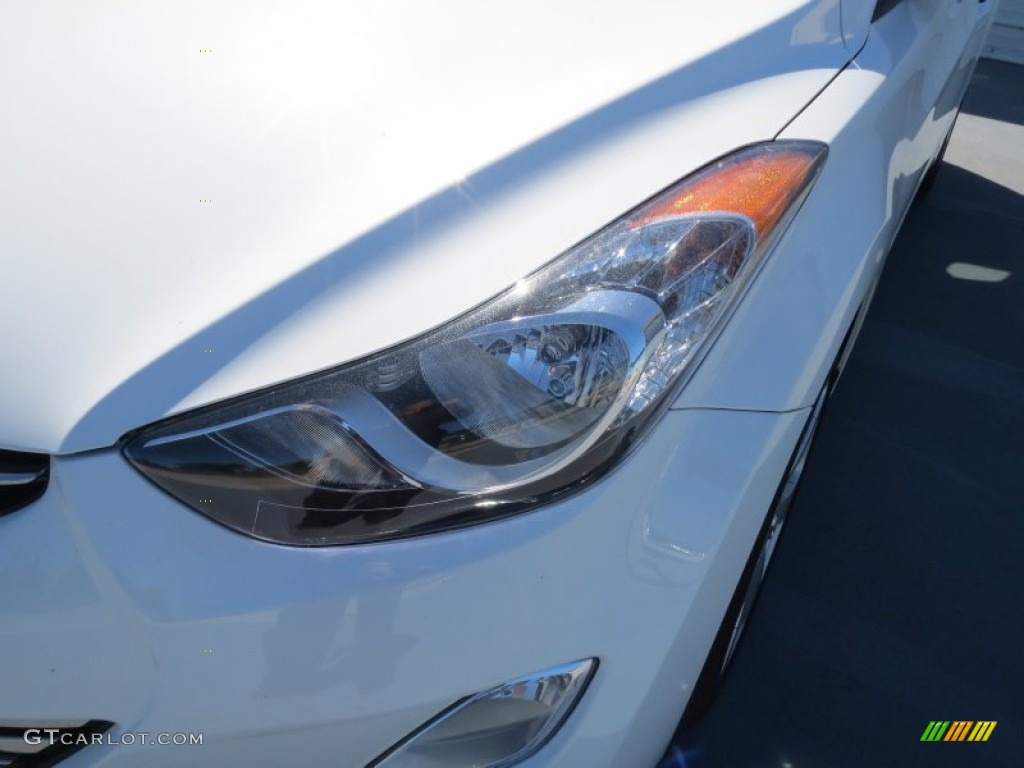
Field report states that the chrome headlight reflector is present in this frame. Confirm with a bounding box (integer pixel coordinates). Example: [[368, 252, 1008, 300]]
[[123, 141, 826, 545]]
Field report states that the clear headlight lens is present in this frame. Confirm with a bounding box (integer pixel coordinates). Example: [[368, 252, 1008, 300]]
[[123, 141, 826, 545]]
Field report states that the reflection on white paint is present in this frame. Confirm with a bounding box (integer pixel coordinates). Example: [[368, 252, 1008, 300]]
[[946, 262, 1011, 282]]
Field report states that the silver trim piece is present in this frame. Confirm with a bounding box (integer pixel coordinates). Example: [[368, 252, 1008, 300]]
[[0, 468, 47, 487]]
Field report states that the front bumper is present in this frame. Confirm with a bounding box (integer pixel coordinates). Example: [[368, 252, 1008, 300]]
[[0, 407, 806, 768]]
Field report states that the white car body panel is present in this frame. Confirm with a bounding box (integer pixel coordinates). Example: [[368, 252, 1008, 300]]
[[674, 0, 997, 411], [3, 409, 807, 768], [0, 0, 850, 454], [0, 1, 997, 766]]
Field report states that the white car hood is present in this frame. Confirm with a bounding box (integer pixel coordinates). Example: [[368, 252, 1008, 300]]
[[0, 0, 853, 454]]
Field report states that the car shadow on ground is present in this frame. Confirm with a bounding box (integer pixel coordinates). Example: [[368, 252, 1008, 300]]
[[958, 59, 1024, 126], [661, 60, 1024, 768]]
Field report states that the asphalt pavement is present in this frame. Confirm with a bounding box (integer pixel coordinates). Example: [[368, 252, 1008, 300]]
[[663, 58, 1024, 768]]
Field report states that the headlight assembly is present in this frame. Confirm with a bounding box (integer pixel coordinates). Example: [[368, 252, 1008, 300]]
[[123, 141, 827, 545]]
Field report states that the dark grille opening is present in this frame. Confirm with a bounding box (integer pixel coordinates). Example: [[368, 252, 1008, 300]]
[[0, 721, 114, 767], [0, 449, 49, 517]]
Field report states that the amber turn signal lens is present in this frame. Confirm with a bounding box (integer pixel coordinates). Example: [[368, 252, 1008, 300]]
[[631, 144, 823, 236]]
